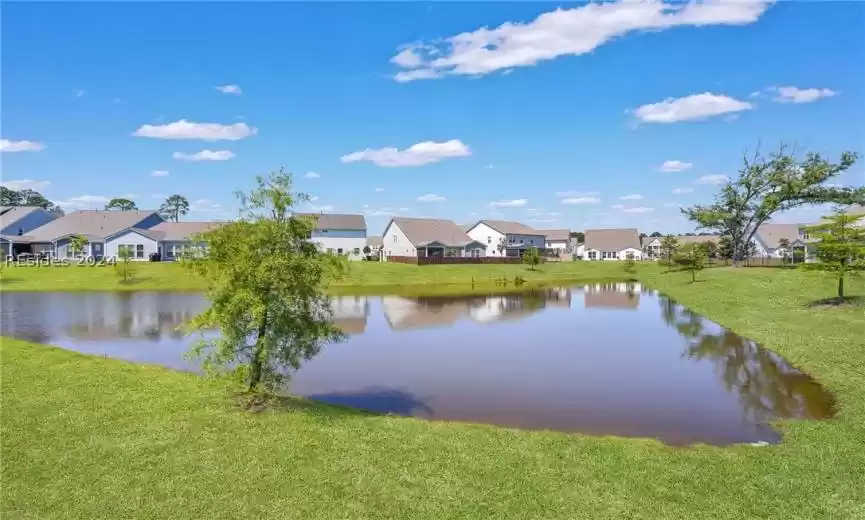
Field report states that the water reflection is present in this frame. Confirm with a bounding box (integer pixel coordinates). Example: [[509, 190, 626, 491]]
[[0, 286, 836, 445]]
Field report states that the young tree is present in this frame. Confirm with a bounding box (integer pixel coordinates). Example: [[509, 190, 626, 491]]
[[115, 247, 136, 283], [496, 237, 507, 256], [660, 234, 679, 265], [522, 246, 541, 271], [105, 198, 138, 211], [682, 144, 862, 265], [159, 194, 190, 222], [183, 169, 348, 392], [777, 238, 791, 264], [672, 243, 709, 283], [701, 240, 718, 260], [801, 210, 865, 300], [69, 234, 89, 260], [623, 251, 636, 275], [717, 236, 734, 264]]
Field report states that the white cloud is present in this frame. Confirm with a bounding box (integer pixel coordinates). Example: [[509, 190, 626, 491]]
[[375, 187, 385, 192], [672, 187, 694, 194], [309, 196, 319, 202], [304, 172, 320, 179], [663, 202, 683, 208], [562, 196, 600, 205], [364, 206, 411, 217], [632, 93, 753, 124], [53, 195, 109, 209], [75, 89, 85, 98], [556, 190, 599, 198], [660, 160, 693, 172], [489, 198, 527, 208], [611, 204, 625, 209], [623, 207, 655, 213], [768, 86, 837, 104], [695, 174, 729, 185], [620, 194, 643, 200], [172, 150, 235, 161], [134, 120, 257, 141], [215, 84, 242, 95], [341, 139, 470, 167], [0, 139, 46, 152], [417, 193, 446, 202], [390, 1, 769, 81], [150, 170, 170, 177], [1, 179, 51, 191]]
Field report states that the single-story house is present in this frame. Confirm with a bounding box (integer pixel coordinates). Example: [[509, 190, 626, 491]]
[[752, 224, 805, 258], [0, 206, 60, 257], [464, 220, 545, 257], [383, 217, 487, 259], [582, 228, 643, 261], [296, 212, 367, 261], [537, 229, 571, 251], [642, 234, 720, 258]]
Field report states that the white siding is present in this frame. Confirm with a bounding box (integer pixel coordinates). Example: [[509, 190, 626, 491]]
[[105, 230, 159, 261], [584, 247, 642, 261], [382, 221, 417, 258], [546, 239, 568, 250], [311, 236, 367, 260], [466, 223, 505, 256]]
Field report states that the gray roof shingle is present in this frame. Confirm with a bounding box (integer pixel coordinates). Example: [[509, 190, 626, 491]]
[[584, 228, 641, 251], [146, 221, 225, 241], [0, 206, 47, 231], [538, 229, 570, 241], [24, 210, 161, 242], [389, 217, 480, 247], [755, 224, 800, 249], [295, 213, 366, 231], [474, 220, 542, 236]]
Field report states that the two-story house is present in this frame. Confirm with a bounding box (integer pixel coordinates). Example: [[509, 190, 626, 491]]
[[464, 220, 546, 257], [297, 213, 367, 260]]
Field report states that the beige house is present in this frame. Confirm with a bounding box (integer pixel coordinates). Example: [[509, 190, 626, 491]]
[[582, 228, 643, 260], [382, 217, 487, 259]]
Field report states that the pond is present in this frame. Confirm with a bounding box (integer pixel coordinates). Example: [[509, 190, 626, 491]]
[[0, 283, 835, 446]]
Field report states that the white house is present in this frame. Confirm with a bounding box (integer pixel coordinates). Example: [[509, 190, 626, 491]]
[[297, 213, 367, 261], [382, 217, 486, 259], [464, 220, 545, 257], [642, 234, 720, 259], [752, 224, 803, 258], [537, 229, 571, 251], [583, 228, 643, 261]]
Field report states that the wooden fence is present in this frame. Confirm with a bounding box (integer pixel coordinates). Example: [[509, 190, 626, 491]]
[[386, 256, 526, 265]]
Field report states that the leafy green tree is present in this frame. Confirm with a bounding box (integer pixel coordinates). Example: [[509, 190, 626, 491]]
[[701, 240, 718, 259], [682, 144, 862, 264], [777, 238, 791, 263], [569, 231, 585, 243], [69, 234, 89, 259], [522, 246, 541, 271], [159, 194, 190, 222], [717, 236, 734, 264], [115, 247, 137, 283], [672, 243, 709, 283], [105, 198, 137, 211], [1, 186, 63, 214], [650, 231, 663, 237], [623, 251, 636, 275], [801, 210, 865, 300], [182, 169, 347, 392], [496, 237, 507, 256], [660, 234, 679, 265]]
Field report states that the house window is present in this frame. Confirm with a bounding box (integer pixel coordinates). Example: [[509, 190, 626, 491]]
[[353, 248, 360, 255], [393, 234, 398, 242], [337, 248, 343, 254], [588, 251, 597, 260], [472, 248, 481, 257], [487, 236, 491, 244], [530, 239, 534, 244]]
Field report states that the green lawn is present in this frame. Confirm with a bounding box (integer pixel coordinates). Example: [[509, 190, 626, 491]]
[[3, 267, 865, 519], [0, 260, 634, 294]]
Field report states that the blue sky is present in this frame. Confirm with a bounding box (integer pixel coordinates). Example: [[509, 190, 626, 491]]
[[3, 1, 864, 234]]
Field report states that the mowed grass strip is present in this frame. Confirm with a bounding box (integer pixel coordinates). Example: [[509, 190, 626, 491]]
[[3, 267, 865, 519]]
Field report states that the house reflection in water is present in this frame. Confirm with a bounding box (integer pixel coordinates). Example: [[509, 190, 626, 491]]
[[582, 282, 642, 310], [382, 288, 573, 331], [329, 296, 370, 335]]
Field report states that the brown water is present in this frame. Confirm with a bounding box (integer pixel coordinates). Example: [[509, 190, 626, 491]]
[[0, 283, 835, 445]]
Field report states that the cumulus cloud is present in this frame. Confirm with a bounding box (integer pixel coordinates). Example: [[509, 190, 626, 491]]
[[150, 170, 170, 177], [215, 84, 242, 95], [663, 202, 683, 208], [0, 138, 46, 152], [390, 1, 769, 81], [134, 120, 257, 141], [304, 172, 320, 179], [696, 174, 730, 185], [562, 196, 601, 205], [172, 150, 235, 161], [341, 139, 470, 167], [623, 207, 655, 213], [620, 194, 643, 200], [672, 187, 694, 194], [767, 86, 837, 104], [660, 160, 693, 172], [417, 193, 446, 202], [1, 179, 51, 191], [489, 198, 527, 208], [632, 93, 753, 124]]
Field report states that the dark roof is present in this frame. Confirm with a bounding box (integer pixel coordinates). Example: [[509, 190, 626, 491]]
[[25, 210, 161, 242], [389, 217, 480, 247], [584, 228, 641, 251], [295, 213, 366, 231]]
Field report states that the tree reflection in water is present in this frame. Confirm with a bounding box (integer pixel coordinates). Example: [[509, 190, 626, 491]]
[[659, 296, 836, 422]]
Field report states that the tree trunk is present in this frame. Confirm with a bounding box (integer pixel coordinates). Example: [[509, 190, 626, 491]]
[[838, 275, 845, 300], [691, 270, 696, 283], [248, 308, 269, 392]]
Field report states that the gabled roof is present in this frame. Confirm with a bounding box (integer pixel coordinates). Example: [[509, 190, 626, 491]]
[[538, 229, 570, 241], [472, 219, 542, 236], [584, 228, 641, 251], [676, 234, 721, 245], [295, 213, 366, 231], [366, 236, 383, 248], [24, 210, 161, 242], [0, 206, 50, 231], [388, 217, 480, 248], [147, 221, 225, 241], [754, 224, 800, 250]]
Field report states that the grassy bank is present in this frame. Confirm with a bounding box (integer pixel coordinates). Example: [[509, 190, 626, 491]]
[[0, 260, 635, 294], [3, 268, 865, 519]]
